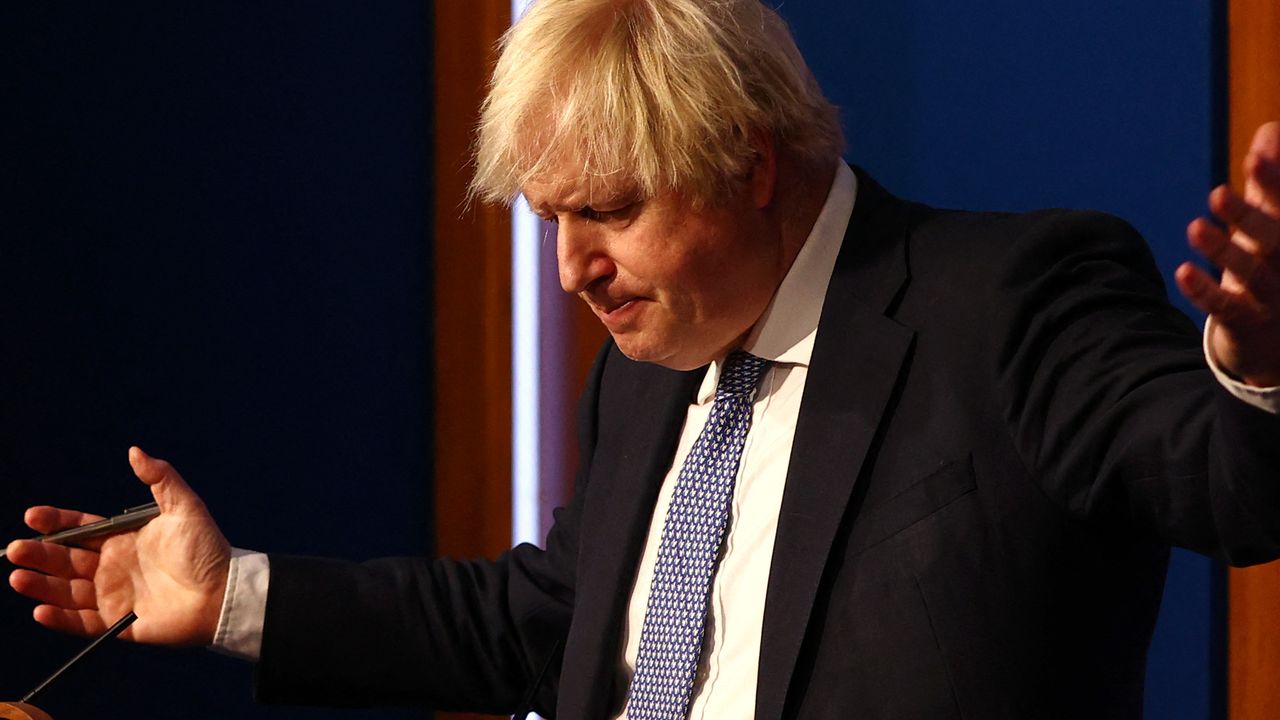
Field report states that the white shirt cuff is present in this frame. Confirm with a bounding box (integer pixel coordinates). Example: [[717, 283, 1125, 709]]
[[210, 548, 270, 661], [1204, 316, 1280, 414]]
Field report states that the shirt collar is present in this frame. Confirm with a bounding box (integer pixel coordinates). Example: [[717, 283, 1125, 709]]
[[696, 161, 858, 404]]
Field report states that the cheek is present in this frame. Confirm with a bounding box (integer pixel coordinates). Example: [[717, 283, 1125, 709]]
[[656, 257, 761, 334], [629, 214, 773, 323], [690, 237, 775, 301]]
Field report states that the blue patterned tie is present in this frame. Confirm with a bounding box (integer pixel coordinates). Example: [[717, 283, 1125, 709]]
[[626, 351, 769, 720]]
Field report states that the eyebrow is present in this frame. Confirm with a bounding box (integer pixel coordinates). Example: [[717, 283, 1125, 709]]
[[523, 177, 642, 214], [528, 193, 637, 217]]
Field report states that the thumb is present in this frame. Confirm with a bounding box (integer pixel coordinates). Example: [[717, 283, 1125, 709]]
[[128, 446, 204, 515]]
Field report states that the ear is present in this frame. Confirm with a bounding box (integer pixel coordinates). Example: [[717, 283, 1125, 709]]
[[747, 129, 778, 210]]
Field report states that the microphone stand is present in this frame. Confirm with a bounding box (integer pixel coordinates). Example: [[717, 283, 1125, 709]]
[[2, 612, 138, 720]]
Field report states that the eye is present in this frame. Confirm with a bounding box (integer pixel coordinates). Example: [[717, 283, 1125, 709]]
[[577, 202, 638, 223]]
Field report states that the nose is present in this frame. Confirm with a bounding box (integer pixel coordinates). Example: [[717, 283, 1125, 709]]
[[556, 218, 615, 295]]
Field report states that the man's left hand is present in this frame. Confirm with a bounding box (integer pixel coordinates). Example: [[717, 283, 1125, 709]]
[[1177, 121, 1280, 387]]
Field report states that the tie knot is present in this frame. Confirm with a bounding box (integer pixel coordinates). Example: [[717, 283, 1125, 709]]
[[715, 351, 768, 399]]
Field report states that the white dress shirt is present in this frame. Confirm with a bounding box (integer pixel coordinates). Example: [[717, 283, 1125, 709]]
[[212, 163, 1280, 716], [609, 161, 857, 719]]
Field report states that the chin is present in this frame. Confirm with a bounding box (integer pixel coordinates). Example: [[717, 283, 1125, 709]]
[[613, 339, 675, 368], [611, 332, 713, 371]]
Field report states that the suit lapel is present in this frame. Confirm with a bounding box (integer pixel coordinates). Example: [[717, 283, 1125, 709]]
[[558, 353, 703, 720], [755, 170, 916, 720]]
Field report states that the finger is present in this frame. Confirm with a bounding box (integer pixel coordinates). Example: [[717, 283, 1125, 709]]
[[1244, 122, 1280, 215], [1188, 217, 1263, 281], [1209, 185, 1280, 257], [1246, 152, 1280, 210], [5, 539, 100, 579], [9, 569, 98, 610], [24, 506, 108, 535], [1175, 262, 1263, 324], [32, 605, 111, 638], [128, 446, 205, 515]]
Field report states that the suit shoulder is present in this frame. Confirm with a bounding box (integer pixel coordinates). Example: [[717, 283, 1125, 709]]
[[903, 205, 1162, 295], [908, 205, 1145, 254]]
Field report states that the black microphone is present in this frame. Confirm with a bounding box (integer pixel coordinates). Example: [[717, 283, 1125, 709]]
[[22, 612, 138, 704]]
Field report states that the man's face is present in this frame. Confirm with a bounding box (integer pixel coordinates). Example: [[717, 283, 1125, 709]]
[[522, 167, 786, 371]]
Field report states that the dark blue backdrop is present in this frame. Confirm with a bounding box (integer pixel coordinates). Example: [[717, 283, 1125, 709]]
[[777, 1, 1226, 717], [1, 3, 433, 718], [1, 1, 1231, 718]]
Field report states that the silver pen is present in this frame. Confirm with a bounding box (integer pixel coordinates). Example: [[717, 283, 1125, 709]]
[[0, 502, 160, 560]]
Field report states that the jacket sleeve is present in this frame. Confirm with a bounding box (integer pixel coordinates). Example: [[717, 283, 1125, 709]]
[[986, 209, 1280, 565], [252, 342, 612, 710]]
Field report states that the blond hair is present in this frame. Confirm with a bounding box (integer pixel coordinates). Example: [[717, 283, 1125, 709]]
[[470, 0, 844, 206]]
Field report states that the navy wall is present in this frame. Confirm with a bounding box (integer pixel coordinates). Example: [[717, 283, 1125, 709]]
[[1, 3, 433, 718], [777, 1, 1224, 717]]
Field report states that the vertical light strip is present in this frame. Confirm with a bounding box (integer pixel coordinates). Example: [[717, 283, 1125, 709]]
[[511, 0, 541, 547], [512, 195, 541, 546], [510, 13, 556, 716]]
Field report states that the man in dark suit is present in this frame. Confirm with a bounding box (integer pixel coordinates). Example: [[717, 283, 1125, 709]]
[[8, 0, 1280, 717]]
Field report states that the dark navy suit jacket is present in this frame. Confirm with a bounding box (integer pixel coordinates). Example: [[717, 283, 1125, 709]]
[[253, 170, 1280, 719]]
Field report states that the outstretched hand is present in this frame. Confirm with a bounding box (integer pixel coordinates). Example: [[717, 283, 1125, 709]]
[[1177, 121, 1280, 387], [6, 447, 231, 646]]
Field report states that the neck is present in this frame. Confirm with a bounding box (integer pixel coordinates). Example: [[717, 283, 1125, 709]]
[[773, 155, 837, 279]]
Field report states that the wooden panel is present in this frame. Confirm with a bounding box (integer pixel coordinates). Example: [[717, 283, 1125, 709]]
[[569, 298, 610, 394], [1232, 565, 1280, 719], [1227, 0, 1280, 192], [541, 289, 609, 521], [433, 0, 512, 562], [432, 4, 607, 715], [1228, 0, 1280, 717], [432, 3, 515, 719]]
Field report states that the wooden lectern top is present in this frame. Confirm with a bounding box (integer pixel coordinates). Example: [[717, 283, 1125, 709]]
[[0, 703, 53, 720]]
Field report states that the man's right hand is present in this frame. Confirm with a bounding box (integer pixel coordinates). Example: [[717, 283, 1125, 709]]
[[6, 447, 232, 646]]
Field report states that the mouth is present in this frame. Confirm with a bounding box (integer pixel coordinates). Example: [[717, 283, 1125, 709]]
[[599, 298, 636, 315], [589, 296, 645, 329]]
